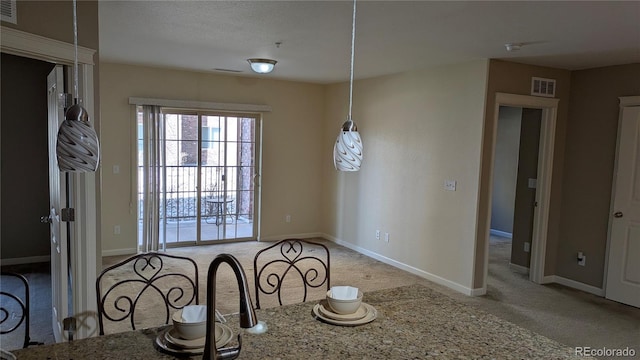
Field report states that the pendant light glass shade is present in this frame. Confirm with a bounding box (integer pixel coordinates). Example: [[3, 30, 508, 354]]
[[333, 116, 362, 171], [56, 0, 100, 172], [56, 104, 100, 172], [333, 0, 362, 171]]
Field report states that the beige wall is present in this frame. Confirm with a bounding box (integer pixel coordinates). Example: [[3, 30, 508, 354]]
[[322, 60, 490, 292], [491, 106, 522, 234], [99, 63, 325, 254], [558, 63, 640, 288], [475, 59, 572, 287]]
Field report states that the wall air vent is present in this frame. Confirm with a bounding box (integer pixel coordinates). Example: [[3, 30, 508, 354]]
[[1, 0, 16, 24], [531, 77, 556, 98]]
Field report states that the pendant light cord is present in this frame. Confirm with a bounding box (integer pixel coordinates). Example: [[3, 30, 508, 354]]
[[348, 0, 356, 119], [73, 0, 79, 103]]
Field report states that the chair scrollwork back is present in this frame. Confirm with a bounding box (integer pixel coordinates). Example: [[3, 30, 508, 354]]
[[96, 252, 199, 335], [253, 239, 330, 309], [0, 271, 31, 348]]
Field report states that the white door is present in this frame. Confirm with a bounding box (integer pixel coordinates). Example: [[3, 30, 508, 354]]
[[47, 65, 70, 341], [606, 103, 640, 308]]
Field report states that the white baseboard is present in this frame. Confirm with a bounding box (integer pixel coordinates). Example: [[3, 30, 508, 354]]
[[102, 248, 137, 257], [542, 275, 605, 296], [490, 229, 513, 239], [469, 287, 487, 296], [258, 232, 323, 242], [0, 255, 50, 266], [321, 233, 481, 296], [509, 262, 530, 274]]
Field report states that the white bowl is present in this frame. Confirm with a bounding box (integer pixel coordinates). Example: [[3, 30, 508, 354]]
[[171, 309, 206, 340], [326, 289, 363, 315]]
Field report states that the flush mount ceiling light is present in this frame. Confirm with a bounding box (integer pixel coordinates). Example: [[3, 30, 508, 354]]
[[247, 58, 277, 74], [333, 0, 363, 172], [56, 0, 100, 172]]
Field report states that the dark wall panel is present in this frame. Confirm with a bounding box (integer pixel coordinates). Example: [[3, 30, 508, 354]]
[[1, 53, 55, 260]]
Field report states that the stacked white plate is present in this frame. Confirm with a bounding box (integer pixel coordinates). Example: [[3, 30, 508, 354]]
[[312, 300, 377, 326], [154, 322, 233, 356]]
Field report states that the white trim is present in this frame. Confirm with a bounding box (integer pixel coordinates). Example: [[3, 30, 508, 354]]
[[469, 287, 487, 296], [258, 232, 323, 242], [543, 275, 605, 297], [618, 96, 640, 107], [0, 26, 94, 65], [0, 255, 51, 266], [71, 172, 98, 339], [490, 229, 512, 239], [509, 263, 530, 274], [102, 248, 138, 257], [128, 97, 272, 113], [486, 93, 559, 287], [323, 234, 482, 296]]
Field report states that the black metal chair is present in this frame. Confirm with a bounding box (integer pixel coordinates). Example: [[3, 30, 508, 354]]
[[0, 271, 41, 348], [253, 239, 330, 309], [96, 252, 199, 335]]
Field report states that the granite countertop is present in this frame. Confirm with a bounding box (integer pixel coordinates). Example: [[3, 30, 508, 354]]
[[13, 284, 589, 359]]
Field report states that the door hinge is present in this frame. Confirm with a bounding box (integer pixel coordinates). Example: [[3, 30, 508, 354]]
[[58, 93, 73, 109], [61, 208, 75, 222], [63, 317, 76, 341]]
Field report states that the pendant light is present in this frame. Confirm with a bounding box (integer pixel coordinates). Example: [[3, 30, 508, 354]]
[[56, 0, 100, 172], [333, 0, 363, 172]]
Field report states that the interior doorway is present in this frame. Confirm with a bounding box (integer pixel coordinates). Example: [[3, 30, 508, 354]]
[[0, 53, 57, 349], [490, 106, 542, 274], [481, 93, 559, 291], [2, 27, 99, 340]]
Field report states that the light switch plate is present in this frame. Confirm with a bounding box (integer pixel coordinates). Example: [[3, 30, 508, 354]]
[[528, 178, 537, 189], [444, 180, 457, 191]]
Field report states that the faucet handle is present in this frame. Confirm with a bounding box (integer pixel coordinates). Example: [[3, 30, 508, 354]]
[[216, 334, 242, 360]]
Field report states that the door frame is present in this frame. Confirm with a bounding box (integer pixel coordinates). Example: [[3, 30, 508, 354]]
[[1, 26, 98, 339], [484, 93, 559, 286]]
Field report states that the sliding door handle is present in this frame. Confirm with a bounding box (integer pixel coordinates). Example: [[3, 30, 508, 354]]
[[614, 211, 623, 218]]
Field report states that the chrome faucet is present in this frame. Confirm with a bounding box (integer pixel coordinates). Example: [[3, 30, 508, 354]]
[[203, 254, 258, 360]]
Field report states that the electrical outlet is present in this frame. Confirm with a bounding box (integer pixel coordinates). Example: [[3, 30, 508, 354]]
[[375, 230, 380, 240], [384, 233, 390, 243], [577, 252, 586, 266], [114, 225, 121, 235], [444, 180, 457, 191], [285, 215, 291, 223], [524, 242, 530, 253]]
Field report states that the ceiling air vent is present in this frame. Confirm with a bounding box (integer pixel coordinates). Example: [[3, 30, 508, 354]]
[[1, 0, 17, 24], [531, 77, 556, 98]]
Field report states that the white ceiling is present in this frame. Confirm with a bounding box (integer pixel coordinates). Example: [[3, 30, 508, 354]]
[[99, 1, 640, 84]]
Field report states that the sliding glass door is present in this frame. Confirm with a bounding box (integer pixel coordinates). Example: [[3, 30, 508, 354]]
[[137, 108, 260, 247]]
